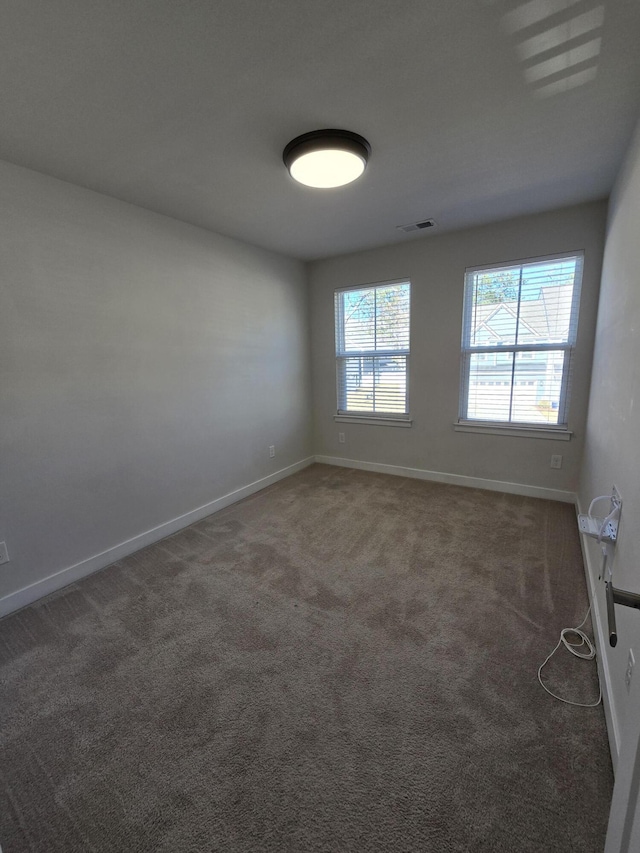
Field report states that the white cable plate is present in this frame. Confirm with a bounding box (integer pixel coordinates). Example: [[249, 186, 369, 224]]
[[578, 514, 618, 541]]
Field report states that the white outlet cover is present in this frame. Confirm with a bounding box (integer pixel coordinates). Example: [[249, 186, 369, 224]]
[[626, 649, 635, 693], [0, 542, 9, 565]]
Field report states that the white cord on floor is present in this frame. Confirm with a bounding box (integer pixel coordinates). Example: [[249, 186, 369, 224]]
[[537, 606, 602, 707]]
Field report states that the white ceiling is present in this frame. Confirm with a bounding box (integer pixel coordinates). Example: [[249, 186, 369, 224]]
[[2, 0, 640, 260]]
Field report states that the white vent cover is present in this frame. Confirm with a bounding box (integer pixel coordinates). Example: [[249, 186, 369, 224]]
[[397, 218, 436, 234]]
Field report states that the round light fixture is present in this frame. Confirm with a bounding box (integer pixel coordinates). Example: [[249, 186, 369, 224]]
[[283, 129, 371, 189]]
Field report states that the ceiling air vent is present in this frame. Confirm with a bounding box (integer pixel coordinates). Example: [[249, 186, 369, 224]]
[[397, 218, 437, 234]]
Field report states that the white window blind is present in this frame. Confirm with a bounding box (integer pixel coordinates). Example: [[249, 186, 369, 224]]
[[459, 253, 583, 428], [335, 280, 410, 418]]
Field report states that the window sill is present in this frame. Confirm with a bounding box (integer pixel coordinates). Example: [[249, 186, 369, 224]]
[[453, 421, 572, 441], [335, 415, 413, 428]]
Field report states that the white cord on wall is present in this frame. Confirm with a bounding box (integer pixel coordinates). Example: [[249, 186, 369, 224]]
[[588, 495, 611, 516], [587, 494, 621, 542], [537, 606, 602, 707]]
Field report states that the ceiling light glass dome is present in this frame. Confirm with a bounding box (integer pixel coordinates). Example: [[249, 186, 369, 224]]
[[283, 129, 371, 189]]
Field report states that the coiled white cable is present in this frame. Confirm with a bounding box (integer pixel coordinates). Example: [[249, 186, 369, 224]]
[[588, 495, 610, 516], [537, 606, 602, 707], [588, 494, 619, 542]]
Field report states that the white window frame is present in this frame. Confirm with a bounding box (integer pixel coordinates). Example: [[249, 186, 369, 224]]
[[334, 279, 411, 424], [457, 251, 584, 436]]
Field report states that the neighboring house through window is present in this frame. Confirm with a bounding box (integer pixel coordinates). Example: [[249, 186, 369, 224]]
[[459, 253, 583, 429], [335, 280, 410, 420]]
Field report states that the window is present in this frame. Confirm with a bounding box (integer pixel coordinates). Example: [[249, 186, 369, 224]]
[[335, 280, 410, 419], [459, 252, 583, 429]]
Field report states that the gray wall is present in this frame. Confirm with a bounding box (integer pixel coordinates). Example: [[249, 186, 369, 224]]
[[0, 160, 312, 606], [310, 202, 606, 494], [579, 118, 640, 850]]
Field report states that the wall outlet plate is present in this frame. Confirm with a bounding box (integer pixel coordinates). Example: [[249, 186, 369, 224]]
[[578, 486, 622, 544], [578, 513, 618, 541], [612, 485, 622, 509], [626, 649, 635, 694], [0, 542, 9, 565]]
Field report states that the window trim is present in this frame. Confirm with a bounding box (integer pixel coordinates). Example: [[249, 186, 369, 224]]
[[335, 414, 413, 428], [457, 251, 583, 432], [453, 422, 572, 440], [334, 278, 411, 422]]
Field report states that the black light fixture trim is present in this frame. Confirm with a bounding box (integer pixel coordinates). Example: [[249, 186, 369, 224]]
[[283, 129, 371, 171], [283, 129, 371, 187]]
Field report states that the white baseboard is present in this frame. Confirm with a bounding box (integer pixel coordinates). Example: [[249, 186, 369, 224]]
[[0, 457, 315, 619], [315, 455, 576, 503], [575, 498, 620, 768]]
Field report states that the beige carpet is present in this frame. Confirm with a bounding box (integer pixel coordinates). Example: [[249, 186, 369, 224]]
[[0, 463, 612, 852]]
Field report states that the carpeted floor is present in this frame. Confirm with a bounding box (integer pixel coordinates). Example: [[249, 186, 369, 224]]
[[0, 464, 613, 852]]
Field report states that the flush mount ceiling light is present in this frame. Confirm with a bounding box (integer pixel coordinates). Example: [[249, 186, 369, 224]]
[[283, 129, 371, 189]]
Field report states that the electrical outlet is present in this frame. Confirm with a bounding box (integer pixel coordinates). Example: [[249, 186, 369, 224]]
[[338, 432, 345, 444], [269, 445, 275, 458], [626, 649, 635, 694], [0, 542, 9, 565], [550, 454, 562, 469]]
